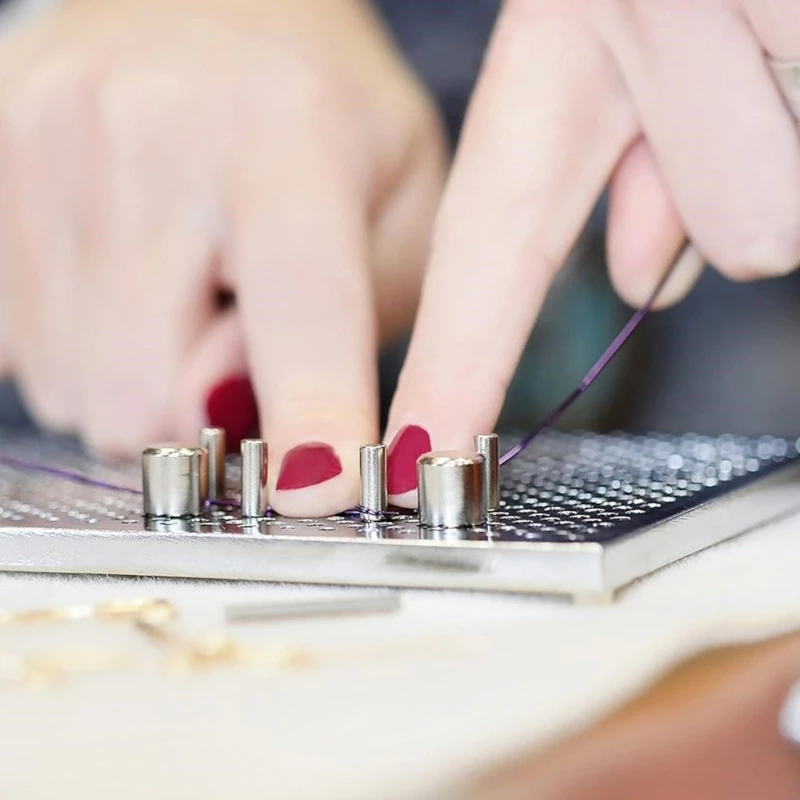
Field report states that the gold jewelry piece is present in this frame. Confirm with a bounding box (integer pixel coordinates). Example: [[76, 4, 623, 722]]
[[0, 595, 468, 686], [0, 597, 174, 626]]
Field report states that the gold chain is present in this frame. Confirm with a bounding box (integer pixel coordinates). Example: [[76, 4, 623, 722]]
[[0, 597, 462, 685]]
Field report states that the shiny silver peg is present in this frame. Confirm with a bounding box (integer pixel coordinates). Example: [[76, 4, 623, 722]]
[[142, 446, 208, 518], [240, 439, 269, 517], [199, 427, 226, 500], [417, 451, 487, 529], [360, 444, 387, 519], [473, 434, 500, 511]]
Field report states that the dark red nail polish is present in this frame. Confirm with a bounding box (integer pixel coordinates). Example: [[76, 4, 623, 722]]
[[387, 425, 432, 494], [276, 443, 343, 491], [205, 375, 258, 452]]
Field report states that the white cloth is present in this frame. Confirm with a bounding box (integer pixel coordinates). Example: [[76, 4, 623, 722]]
[[0, 512, 799, 800]]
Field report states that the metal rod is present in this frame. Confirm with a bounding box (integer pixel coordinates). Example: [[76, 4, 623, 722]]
[[240, 439, 269, 517], [199, 427, 226, 500], [225, 592, 401, 623], [360, 444, 387, 519], [473, 434, 500, 511]]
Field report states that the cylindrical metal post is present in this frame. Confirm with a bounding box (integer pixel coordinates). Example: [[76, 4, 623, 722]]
[[473, 434, 500, 511], [199, 427, 226, 500], [360, 444, 387, 519], [417, 451, 487, 529], [241, 439, 269, 517], [142, 446, 208, 517]]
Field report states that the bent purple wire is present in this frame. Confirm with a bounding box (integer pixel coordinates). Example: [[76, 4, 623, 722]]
[[499, 246, 683, 465]]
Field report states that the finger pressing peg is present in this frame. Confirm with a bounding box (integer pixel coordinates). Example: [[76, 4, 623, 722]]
[[417, 451, 487, 529], [240, 439, 269, 517], [142, 446, 208, 518], [360, 444, 387, 520], [199, 427, 226, 500], [473, 434, 500, 511]]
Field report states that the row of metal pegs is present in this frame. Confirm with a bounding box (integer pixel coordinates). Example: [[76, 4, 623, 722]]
[[141, 429, 501, 528]]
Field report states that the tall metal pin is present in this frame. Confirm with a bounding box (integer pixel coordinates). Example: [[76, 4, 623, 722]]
[[240, 439, 269, 517], [360, 444, 387, 519], [199, 427, 226, 500], [473, 433, 500, 511]]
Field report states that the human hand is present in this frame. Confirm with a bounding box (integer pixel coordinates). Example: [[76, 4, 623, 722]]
[[0, 0, 446, 515], [467, 632, 800, 800], [384, 0, 800, 506]]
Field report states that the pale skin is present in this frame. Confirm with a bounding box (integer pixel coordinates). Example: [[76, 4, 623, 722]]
[[0, 0, 797, 517]]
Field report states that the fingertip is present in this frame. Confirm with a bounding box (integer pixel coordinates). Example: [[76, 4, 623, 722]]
[[607, 139, 701, 308], [269, 439, 359, 518], [204, 374, 258, 452]]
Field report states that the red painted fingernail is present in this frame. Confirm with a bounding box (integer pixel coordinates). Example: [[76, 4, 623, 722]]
[[276, 443, 343, 491], [387, 425, 431, 494], [205, 374, 258, 452]]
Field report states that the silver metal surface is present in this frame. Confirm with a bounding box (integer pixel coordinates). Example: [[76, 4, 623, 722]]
[[240, 439, 269, 517], [0, 430, 798, 600], [418, 451, 487, 529], [360, 444, 387, 519], [199, 427, 226, 500], [473, 434, 500, 511], [225, 592, 400, 624], [141, 446, 208, 517]]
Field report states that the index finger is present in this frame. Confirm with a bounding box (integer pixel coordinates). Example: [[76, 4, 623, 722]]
[[384, 6, 638, 503]]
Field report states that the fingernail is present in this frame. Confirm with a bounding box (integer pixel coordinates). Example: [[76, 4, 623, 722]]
[[205, 374, 258, 451], [387, 425, 432, 495], [276, 443, 343, 491]]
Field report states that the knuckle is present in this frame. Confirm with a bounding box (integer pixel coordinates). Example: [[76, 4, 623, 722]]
[[711, 221, 800, 281]]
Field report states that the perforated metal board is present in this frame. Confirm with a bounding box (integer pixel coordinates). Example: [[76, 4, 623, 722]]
[[0, 428, 797, 601]]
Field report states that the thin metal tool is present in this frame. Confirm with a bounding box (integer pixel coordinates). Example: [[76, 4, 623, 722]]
[[199, 427, 226, 500], [142, 446, 208, 517], [418, 451, 487, 528], [225, 592, 401, 624], [473, 434, 500, 511], [240, 439, 269, 517], [360, 444, 387, 519]]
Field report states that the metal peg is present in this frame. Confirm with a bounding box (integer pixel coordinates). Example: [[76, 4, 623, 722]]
[[360, 444, 387, 519], [417, 451, 487, 529], [199, 427, 226, 500], [241, 439, 269, 517], [473, 434, 500, 511], [142, 446, 208, 518]]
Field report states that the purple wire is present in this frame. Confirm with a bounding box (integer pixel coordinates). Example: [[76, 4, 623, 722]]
[[0, 246, 684, 505], [499, 248, 683, 466], [0, 452, 143, 495]]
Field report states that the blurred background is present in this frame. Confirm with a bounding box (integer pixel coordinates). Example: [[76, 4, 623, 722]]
[[1, 0, 800, 440]]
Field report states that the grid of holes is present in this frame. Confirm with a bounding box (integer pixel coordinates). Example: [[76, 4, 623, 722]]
[[491, 433, 796, 541], [0, 431, 793, 540]]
